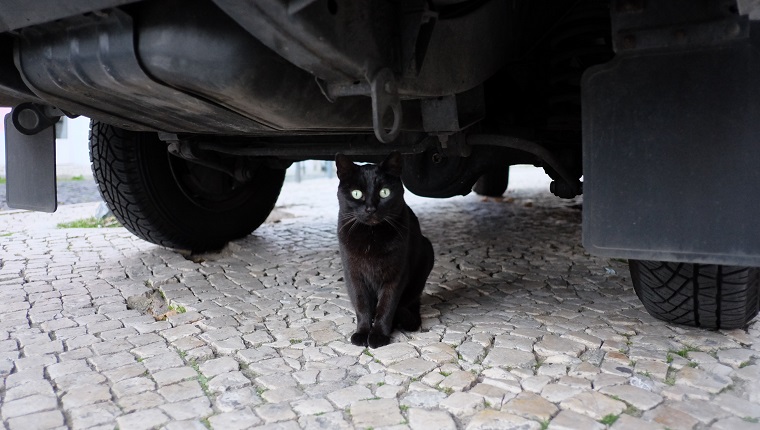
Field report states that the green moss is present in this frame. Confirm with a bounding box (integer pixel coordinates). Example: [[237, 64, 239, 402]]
[[599, 414, 619, 426]]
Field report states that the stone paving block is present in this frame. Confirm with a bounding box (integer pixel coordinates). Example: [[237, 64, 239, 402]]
[[67, 402, 121, 429], [540, 383, 583, 403], [152, 366, 197, 386], [351, 398, 405, 428], [261, 387, 305, 403], [199, 356, 239, 378], [160, 396, 213, 420], [162, 420, 209, 430], [439, 370, 477, 391], [548, 410, 605, 430], [119, 391, 167, 413], [1, 394, 58, 419], [216, 387, 263, 412], [387, 357, 438, 378], [13, 354, 58, 371], [61, 384, 112, 409], [440, 391, 484, 417], [644, 405, 700, 430], [559, 391, 625, 420], [609, 414, 665, 430], [409, 408, 457, 430], [326, 384, 374, 408], [599, 384, 663, 411], [88, 351, 135, 372], [483, 347, 536, 368], [131, 341, 171, 359], [711, 416, 760, 430], [372, 342, 419, 365], [112, 376, 156, 398], [207, 371, 251, 393], [6, 409, 64, 430], [466, 409, 541, 430], [208, 407, 262, 430], [4, 378, 55, 401], [255, 402, 297, 423], [292, 398, 334, 416], [298, 411, 352, 430], [675, 366, 732, 394], [103, 362, 147, 382], [159, 380, 206, 403], [668, 399, 732, 425], [115, 408, 171, 430], [503, 392, 559, 422]]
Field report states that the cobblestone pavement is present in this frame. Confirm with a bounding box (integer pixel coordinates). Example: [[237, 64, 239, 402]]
[[1, 170, 760, 430]]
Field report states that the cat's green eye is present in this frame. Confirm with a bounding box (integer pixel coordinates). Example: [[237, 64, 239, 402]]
[[351, 190, 363, 200], [379, 188, 391, 198]]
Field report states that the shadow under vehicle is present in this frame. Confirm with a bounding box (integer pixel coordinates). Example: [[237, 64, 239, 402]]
[[2, 0, 760, 329]]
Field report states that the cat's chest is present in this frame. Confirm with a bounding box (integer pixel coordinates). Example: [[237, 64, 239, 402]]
[[339, 225, 403, 258]]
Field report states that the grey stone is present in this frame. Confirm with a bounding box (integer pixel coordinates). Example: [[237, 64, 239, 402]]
[[160, 396, 213, 420], [1, 394, 58, 419], [440, 392, 484, 417], [599, 384, 663, 411], [372, 342, 419, 365], [503, 392, 558, 422], [256, 402, 297, 423], [401, 389, 448, 408], [298, 411, 352, 430], [559, 391, 626, 420], [483, 347, 536, 368], [548, 410, 605, 430], [409, 408, 457, 430], [466, 410, 541, 430], [7, 410, 65, 430], [387, 357, 438, 378], [216, 387, 263, 412], [115, 408, 171, 430], [207, 371, 251, 393], [351, 398, 405, 428], [209, 407, 263, 429], [159, 380, 205, 403], [326, 384, 374, 408], [292, 398, 334, 416]]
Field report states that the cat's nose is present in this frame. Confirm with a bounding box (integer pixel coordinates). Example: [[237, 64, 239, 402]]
[[365, 205, 376, 214]]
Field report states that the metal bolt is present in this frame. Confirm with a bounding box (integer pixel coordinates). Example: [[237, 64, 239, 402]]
[[431, 153, 443, 164], [17, 109, 40, 131]]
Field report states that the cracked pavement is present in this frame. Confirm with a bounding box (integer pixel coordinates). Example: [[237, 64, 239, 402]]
[[1, 167, 759, 430]]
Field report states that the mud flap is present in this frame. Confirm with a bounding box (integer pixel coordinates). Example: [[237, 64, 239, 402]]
[[582, 38, 760, 266], [4, 113, 57, 212]]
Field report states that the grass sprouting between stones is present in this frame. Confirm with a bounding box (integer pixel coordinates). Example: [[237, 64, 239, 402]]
[[599, 414, 619, 426], [57, 216, 121, 229]]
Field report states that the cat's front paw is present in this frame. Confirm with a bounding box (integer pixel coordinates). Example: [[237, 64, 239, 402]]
[[350, 332, 369, 346], [367, 332, 391, 349]]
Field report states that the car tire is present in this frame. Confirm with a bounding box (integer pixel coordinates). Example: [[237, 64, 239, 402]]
[[89, 120, 285, 252], [472, 168, 510, 197], [629, 260, 760, 329]]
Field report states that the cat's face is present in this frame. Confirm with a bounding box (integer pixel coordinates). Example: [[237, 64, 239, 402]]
[[335, 152, 405, 226]]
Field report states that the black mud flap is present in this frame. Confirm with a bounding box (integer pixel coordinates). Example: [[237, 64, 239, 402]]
[[4, 113, 57, 212], [582, 25, 760, 266]]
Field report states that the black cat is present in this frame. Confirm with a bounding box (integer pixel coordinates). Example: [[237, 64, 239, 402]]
[[335, 152, 434, 348]]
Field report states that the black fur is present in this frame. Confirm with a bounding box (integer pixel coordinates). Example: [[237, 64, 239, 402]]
[[335, 152, 434, 348]]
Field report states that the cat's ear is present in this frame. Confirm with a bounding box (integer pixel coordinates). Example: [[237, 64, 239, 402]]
[[381, 151, 402, 177], [335, 153, 358, 181]]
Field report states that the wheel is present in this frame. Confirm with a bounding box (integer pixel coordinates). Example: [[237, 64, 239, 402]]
[[472, 168, 510, 197], [629, 260, 760, 329], [89, 120, 285, 252]]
